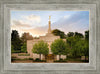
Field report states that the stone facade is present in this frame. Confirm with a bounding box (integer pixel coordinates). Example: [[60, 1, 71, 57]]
[[27, 16, 66, 60], [27, 33, 62, 60]]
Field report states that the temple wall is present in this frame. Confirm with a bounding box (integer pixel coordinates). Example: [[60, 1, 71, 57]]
[[27, 40, 39, 57], [27, 33, 67, 60], [61, 55, 66, 60], [56, 55, 60, 60], [33, 53, 39, 59], [40, 36, 60, 42]]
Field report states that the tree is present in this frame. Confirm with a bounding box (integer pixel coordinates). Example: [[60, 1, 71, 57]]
[[64, 44, 70, 58], [66, 36, 78, 49], [21, 32, 33, 43], [52, 29, 66, 39], [78, 40, 89, 61], [66, 31, 89, 60], [67, 32, 74, 37], [11, 30, 22, 52], [67, 35, 89, 60], [32, 40, 49, 60], [21, 43, 27, 53], [51, 39, 67, 59], [66, 36, 82, 57], [85, 30, 89, 41], [11, 30, 20, 40], [73, 40, 83, 57], [74, 32, 84, 38], [11, 45, 14, 53]]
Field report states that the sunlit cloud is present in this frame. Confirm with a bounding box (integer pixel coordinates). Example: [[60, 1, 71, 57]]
[[12, 20, 32, 28], [11, 11, 89, 37], [11, 14, 41, 30], [21, 26, 47, 37], [23, 14, 41, 23]]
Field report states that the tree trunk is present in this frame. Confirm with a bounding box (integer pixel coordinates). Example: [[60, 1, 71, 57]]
[[40, 54, 41, 60], [59, 55, 61, 60]]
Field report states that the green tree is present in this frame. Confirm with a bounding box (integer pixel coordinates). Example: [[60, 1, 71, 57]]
[[64, 44, 70, 58], [32, 40, 49, 60], [21, 32, 33, 43], [66, 36, 82, 57], [85, 30, 89, 41], [21, 43, 27, 53], [11, 45, 14, 53], [67, 32, 74, 37], [74, 32, 84, 38], [11, 30, 22, 52], [66, 31, 89, 60], [78, 40, 89, 61], [84, 30, 89, 60], [73, 40, 83, 57], [11, 30, 20, 40], [66, 36, 78, 49], [52, 29, 66, 39], [51, 39, 67, 59]]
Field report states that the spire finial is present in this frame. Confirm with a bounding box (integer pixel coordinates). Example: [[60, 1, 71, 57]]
[[49, 16, 51, 21]]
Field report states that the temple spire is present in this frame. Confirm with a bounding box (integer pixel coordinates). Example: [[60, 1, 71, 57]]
[[49, 16, 51, 21], [48, 16, 51, 33]]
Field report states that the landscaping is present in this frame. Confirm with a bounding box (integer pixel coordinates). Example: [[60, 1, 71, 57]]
[[11, 28, 89, 63], [18, 53, 30, 56]]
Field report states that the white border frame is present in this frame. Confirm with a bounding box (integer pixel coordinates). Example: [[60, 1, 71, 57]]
[[0, 0, 100, 74], [4, 4, 96, 70]]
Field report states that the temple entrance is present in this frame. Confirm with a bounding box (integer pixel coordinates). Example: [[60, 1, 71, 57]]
[[45, 54, 54, 63]]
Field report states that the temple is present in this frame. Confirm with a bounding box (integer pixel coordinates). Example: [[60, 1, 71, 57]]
[[48, 16, 51, 33], [27, 16, 66, 61]]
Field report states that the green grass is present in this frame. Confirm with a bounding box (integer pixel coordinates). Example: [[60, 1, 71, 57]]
[[11, 58, 33, 61], [33, 58, 46, 62], [11, 58, 46, 62], [11, 50, 21, 53], [66, 57, 89, 62], [54, 59, 67, 62]]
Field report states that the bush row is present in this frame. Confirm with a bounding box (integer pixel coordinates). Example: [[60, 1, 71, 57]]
[[54, 58, 67, 62], [11, 57, 46, 62]]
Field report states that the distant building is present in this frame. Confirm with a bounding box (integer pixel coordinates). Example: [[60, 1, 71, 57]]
[[27, 16, 66, 60]]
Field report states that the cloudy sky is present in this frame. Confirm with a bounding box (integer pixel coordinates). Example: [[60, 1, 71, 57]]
[[11, 11, 89, 37]]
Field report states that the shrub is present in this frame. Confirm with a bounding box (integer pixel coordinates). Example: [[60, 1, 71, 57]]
[[12, 50, 21, 53], [34, 58, 46, 62], [41, 60, 46, 62], [60, 58, 63, 60], [11, 56, 17, 62], [11, 58, 21, 62], [29, 58, 33, 60], [23, 58, 29, 60], [21, 43, 27, 53], [35, 58, 41, 62], [54, 59, 67, 62], [11, 58, 15, 62], [11, 56, 16, 58]]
